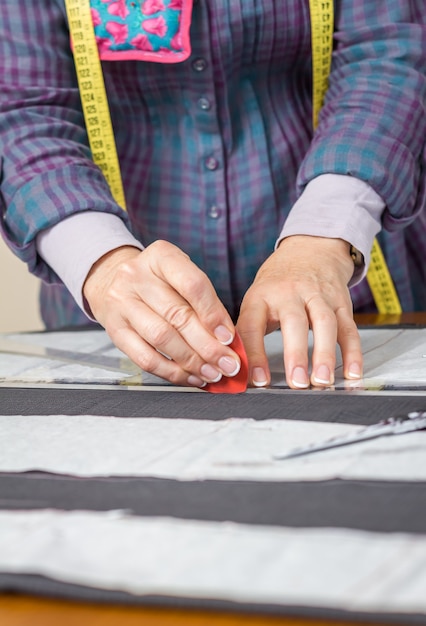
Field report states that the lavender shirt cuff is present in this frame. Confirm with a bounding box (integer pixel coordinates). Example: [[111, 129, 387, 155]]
[[36, 174, 384, 320], [36, 211, 144, 319], [277, 174, 385, 286]]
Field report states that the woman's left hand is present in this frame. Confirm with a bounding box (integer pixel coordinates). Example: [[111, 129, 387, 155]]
[[236, 235, 363, 389]]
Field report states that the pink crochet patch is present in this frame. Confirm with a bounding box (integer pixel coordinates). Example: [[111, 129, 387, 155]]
[[88, 0, 193, 63]]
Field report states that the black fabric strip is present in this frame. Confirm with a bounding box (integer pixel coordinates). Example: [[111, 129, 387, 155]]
[[1, 473, 426, 534], [1, 387, 424, 424], [0, 573, 424, 625]]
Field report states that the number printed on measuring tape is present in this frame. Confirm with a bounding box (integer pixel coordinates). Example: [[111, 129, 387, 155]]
[[309, 0, 334, 128], [64, 0, 126, 209], [367, 240, 402, 314]]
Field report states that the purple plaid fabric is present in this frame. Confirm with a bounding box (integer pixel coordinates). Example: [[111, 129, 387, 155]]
[[0, 0, 425, 328]]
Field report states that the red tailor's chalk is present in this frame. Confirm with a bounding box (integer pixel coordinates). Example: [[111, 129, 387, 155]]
[[204, 331, 249, 394]]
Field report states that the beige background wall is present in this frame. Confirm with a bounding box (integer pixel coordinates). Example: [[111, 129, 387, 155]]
[[0, 237, 44, 333]]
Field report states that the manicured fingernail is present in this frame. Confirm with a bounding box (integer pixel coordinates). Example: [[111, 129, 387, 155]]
[[313, 365, 331, 385], [214, 325, 234, 345], [218, 356, 240, 377], [252, 367, 268, 387], [187, 375, 207, 388], [200, 364, 222, 383], [291, 366, 309, 389], [348, 362, 362, 379]]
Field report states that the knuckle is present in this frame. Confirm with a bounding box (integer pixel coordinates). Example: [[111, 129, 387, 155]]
[[108, 325, 126, 345], [340, 322, 358, 339], [148, 321, 172, 348], [167, 369, 187, 385], [198, 341, 218, 363], [165, 303, 194, 332], [114, 261, 138, 282], [103, 266, 138, 303], [174, 346, 206, 376], [315, 308, 337, 326], [181, 278, 205, 304], [149, 239, 189, 261], [180, 273, 204, 297], [149, 239, 170, 255], [337, 315, 359, 340], [283, 311, 309, 329], [134, 350, 159, 373], [104, 285, 124, 308]]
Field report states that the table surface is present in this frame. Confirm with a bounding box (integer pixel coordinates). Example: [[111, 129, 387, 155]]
[[0, 594, 388, 626], [1, 313, 424, 626]]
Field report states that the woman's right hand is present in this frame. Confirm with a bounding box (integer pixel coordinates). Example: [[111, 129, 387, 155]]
[[83, 240, 242, 388]]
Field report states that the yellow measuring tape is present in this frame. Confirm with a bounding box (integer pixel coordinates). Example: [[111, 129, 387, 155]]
[[66, 0, 401, 314], [367, 238, 402, 314], [65, 0, 126, 210], [309, 0, 334, 130], [309, 0, 401, 314]]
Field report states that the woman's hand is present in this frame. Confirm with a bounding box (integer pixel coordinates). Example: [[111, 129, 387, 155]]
[[83, 241, 241, 388], [237, 235, 363, 389]]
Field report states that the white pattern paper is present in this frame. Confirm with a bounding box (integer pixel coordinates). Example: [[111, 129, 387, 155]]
[[1, 414, 426, 482], [1, 509, 426, 614], [1, 327, 426, 388]]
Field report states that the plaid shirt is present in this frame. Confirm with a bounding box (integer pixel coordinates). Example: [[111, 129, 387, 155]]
[[0, 0, 425, 328]]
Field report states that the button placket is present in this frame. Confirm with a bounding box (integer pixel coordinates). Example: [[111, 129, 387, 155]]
[[187, 32, 230, 284], [183, 12, 233, 303]]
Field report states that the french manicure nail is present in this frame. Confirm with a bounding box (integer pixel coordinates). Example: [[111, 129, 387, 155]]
[[348, 362, 362, 379], [291, 366, 309, 389], [218, 356, 240, 377], [313, 364, 331, 385], [214, 325, 234, 345], [187, 375, 207, 388], [200, 364, 222, 383], [252, 367, 268, 387]]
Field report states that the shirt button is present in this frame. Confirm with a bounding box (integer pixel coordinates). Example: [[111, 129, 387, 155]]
[[192, 57, 207, 72], [205, 156, 218, 170], [208, 205, 221, 219], [198, 97, 211, 111]]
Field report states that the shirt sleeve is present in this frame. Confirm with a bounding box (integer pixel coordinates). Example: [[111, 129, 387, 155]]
[[36, 212, 144, 318], [0, 2, 129, 285], [297, 1, 426, 230], [276, 174, 385, 285]]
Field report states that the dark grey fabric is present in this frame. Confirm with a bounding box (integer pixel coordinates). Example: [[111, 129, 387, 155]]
[[1, 473, 426, 534], [1, 387, 424, 424]]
